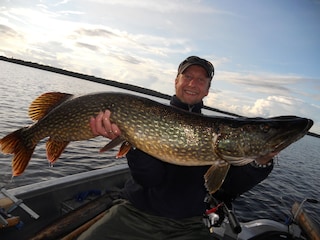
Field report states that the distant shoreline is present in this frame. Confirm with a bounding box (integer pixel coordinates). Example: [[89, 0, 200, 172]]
[[1, 55, 318, 138]]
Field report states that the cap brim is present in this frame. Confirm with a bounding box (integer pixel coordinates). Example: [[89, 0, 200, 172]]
[[179, 62, 212, 78]]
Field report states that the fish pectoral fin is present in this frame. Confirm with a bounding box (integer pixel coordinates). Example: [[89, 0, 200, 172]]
[[100, 137, 132, 158], [46, 138, 70, 163], [116, 141, 132, 158], [29, 92, 73, 121], [204, 162, 230, 194], [99, 136, 125, 153]]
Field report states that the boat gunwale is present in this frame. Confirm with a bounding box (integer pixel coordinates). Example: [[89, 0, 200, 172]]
[[1, 163, 129, 199]]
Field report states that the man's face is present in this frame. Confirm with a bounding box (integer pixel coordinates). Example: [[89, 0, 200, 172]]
[[175, 65, 210, 105]]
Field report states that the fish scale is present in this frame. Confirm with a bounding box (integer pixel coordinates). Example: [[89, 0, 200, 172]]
[[0, 92, 313, 194]]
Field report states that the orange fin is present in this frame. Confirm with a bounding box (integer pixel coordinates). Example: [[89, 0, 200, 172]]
[[204, 162, 230, 194], [0, 128, 35, 176], [46, 138, 70, 163], [116, 141, 132, 158], [29, 92, 73, 121], [99, 136, 125, 153]]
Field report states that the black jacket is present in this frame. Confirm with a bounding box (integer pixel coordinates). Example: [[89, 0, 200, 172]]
[[122, 95, 273, 219]]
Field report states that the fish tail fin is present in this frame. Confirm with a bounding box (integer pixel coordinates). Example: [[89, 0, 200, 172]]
[[46, 138, 70, 163], [204, 163, 230, 194], [0, 128, 35, 176]]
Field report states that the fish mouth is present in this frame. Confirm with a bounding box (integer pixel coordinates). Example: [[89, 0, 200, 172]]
[[255, 151, 279, 164], [252, 117, 313, 164], [266, 117, 313, 155]]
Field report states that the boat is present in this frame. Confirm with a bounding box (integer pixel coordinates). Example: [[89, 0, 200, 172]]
[[0, 163, 319, 240]]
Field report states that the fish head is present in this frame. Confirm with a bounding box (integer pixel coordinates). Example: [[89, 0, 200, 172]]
[[215, 116, 313, 165]]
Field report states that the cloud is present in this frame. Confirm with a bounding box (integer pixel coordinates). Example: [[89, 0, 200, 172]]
[[76, 42, 99, 51], [0, 24, 21, 38], [109, 53, 142, 65], [74, 28, 118, 38], [216, 71, 302, 93], [205, 92, 320, 133], [244, 96, 298, 117], [86, 0, 217, 14]]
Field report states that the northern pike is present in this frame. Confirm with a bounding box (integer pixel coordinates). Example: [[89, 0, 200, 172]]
[[0, 92, 313, 193]]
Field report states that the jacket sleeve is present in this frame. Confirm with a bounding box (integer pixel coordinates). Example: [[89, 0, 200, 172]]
[[126, 148, 166, 187]]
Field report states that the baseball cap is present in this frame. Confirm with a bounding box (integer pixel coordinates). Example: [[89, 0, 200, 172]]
[[178, 56, 214, 79]]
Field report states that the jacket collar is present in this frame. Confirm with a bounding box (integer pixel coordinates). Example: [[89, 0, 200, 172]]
[[170, 95, 203, 113]]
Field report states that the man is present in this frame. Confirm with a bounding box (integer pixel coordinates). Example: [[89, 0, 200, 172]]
[[79, 56, 273, 240]]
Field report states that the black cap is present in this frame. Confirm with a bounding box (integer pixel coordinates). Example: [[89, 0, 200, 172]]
[[178, 56, 214, 79]]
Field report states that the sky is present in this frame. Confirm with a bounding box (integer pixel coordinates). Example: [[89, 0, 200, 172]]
[[1, 0, 320, 134]]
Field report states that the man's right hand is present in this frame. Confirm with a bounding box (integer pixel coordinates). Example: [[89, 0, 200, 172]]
[[90, 110, 121, 140]]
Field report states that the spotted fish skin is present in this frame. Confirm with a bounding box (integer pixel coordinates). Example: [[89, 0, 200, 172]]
[[0, 92, 313, 193]]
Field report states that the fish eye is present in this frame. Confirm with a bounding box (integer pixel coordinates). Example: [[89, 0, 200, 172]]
[[260, 124, 270, 133]]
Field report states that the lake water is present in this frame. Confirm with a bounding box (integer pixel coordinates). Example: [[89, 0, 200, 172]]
[[0, 60, 319, 227]]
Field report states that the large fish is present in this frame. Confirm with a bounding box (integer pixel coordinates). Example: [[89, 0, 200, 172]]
[[0, 92, 313, 193]]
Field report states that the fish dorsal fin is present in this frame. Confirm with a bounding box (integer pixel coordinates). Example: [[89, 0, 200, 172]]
[[204, 161, 230, 194], [29, 92, 73, 121]]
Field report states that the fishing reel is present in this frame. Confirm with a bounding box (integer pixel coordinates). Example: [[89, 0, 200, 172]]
[[203, 195, 225, 228], [203, 194, 241, 234]]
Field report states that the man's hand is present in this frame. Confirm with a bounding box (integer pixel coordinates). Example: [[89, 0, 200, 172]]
[[90, 110, 121, 140]]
